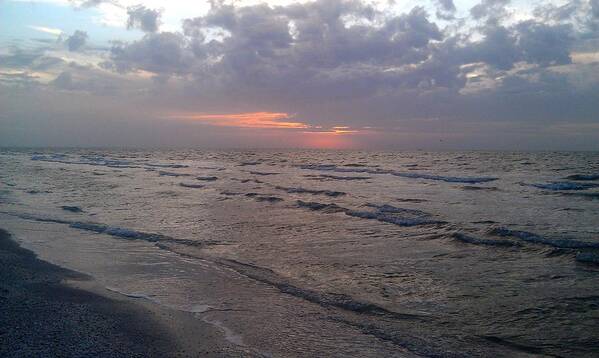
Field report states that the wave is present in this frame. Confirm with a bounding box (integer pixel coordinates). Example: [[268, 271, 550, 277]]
[[452, 233, 520, 247], [297, 164, 498, 184], [254, 196, 284, 203], [31, 154, 140, 169], [31, 154, 192, 171], [480, 335, 543, 355], [295, 200, 443, 227], [347, 204, 444, 227], [575, 252, 599, 264], [332, 318, 463, 358], [364, 203, 429, 217], [490, 228, 599, 249], [247, 171, 280, 176], [218, 259, 424, 320], [523, 181, 599, 191], [9, 213, 71, 225], [179, 183, 205, 188], [565, 174, 599, 181], [560, 192, 599, 200], [61, 206, 83, 213], [196, 176, 218, 181], [145, 163, 189, 169], [296, 200, 347, 213], [389, 172, 498, 184], [158, 171, 191, 177], [461, 186, 499, 191], [295, 200, 346, 212], [304, 174, 372, 181], [341, 163, 374, 167], [243, 193, 284, 203], [220, 191, 243, 196], [274, 186, 346, 197], [105, 287, 157, 301], [345, 210, 444, 227], [3, 212, 211, 248]]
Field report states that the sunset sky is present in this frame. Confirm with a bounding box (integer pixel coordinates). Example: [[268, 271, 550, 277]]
[[1, 0, 598, 149]]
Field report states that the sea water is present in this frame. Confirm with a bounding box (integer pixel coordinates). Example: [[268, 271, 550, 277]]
[[1, 149, 598, 357]]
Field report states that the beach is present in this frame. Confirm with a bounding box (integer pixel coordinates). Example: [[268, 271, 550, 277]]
[[0, 228, 253, 357]]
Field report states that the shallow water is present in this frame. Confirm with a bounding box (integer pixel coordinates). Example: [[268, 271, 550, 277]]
[[1, 149, 599, 357]]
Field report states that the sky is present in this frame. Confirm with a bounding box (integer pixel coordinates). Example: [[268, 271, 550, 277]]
[[1, 0, 598, 150]]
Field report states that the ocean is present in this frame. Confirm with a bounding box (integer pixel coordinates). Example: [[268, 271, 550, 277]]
[[1, 149, 598, 357]]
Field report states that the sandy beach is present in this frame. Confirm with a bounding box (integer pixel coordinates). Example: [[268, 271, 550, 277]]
[[0, 228, 254, 357]]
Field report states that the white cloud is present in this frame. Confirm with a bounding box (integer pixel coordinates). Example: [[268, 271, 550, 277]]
[[28, 25, 63, 36]]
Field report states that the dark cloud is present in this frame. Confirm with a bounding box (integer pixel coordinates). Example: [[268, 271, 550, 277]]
[[127, 5, 162, 33], [122, 1, 446, 100], [52, 71, 74, 90], [31, 56, 65, 70], [533, 0, 580, 22], [452, 21, 574, 70], [437, 0, 456, 12], [0, 71, 40, 87], [66, 30, 88, 51], [469, 25, 520, 70], [435, 0, 456, 20], [0, 47, 44, 68], [470, 0, 511, 22], [111, 32, 193, 74], [50, 68, 124, 95], [592, 0, 599, 17], [516, 21, 573, 66]]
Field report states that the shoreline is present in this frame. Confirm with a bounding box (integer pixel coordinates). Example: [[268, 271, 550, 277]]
[[0, 228, 253, 357]]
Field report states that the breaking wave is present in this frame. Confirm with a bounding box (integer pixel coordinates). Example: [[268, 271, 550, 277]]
[[295, 201, 444, 227], [297, 164, 498, 184]]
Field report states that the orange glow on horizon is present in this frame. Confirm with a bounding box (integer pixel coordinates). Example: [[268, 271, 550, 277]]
[[165, 111, 309, 129], [299, 131, 355, 149], [165, 110, 368, 149]]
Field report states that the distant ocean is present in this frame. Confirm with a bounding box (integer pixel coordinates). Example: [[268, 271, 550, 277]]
[[1, 149, 598, 357]]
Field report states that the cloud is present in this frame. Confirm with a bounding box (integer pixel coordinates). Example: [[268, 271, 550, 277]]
[[592, 0, 599, 17], [437, 0, 455, 13], [127, 5, 162, 32], [470, 0, 511, 21], [28, 26, 63, 36], [66, 30, 88, 51], [52, 71, 74, 89], [516, 21, 573, 66], [116, 1, 448, 100], [86, 1, 595, 129], [165, 111, 309, 128], [110, 32, 193, 74], [435, 0, 456, 20], [68, 0, 120, 9]]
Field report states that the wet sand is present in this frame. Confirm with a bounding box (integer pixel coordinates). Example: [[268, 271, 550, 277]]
[[0, 228, 253, 357]]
